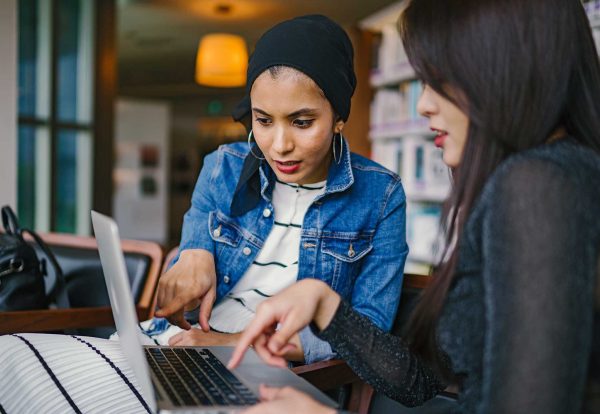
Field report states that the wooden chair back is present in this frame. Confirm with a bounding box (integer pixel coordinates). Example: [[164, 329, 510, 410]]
[[0, 232, 163, 335]]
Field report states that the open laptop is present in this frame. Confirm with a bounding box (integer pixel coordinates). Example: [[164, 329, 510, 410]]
[[91, 210, 337, 414]]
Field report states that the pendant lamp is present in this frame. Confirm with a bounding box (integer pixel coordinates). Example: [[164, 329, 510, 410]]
[[195, 33, 248, 87]]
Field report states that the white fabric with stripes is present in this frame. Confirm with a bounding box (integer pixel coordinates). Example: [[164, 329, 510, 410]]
[[0, 333, 150, 414], [209, 180, 326, 333]]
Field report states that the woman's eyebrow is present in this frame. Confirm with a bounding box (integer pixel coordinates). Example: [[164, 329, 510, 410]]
[[252, 107, 319, 118], [287, 108, 318, 118], [252, 107, 271, 116]]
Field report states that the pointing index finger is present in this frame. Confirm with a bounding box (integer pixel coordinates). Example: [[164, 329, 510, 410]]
[[228, 312, 279, 369]]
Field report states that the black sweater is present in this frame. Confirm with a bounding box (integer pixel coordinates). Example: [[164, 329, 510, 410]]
[[318, 139, 600, 414]]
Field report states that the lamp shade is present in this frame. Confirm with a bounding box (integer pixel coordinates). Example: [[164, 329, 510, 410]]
[[195, 33, 248, 87]]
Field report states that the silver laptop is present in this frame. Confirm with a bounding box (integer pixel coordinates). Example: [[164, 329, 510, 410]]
[[91, 210, 337, 414]]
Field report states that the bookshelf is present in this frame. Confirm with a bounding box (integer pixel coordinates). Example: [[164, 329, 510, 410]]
[[370, 118, 429, 140], [370, 62, 415, 88], [360, 1, 449, 275]]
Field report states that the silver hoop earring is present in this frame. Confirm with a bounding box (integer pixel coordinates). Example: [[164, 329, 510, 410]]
[[332, 132, 344, 165], [247, 130, 265, 160]]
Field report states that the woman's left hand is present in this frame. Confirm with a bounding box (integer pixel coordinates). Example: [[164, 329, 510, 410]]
[[168, 328, 240, 346], [242, 385, 336, 414]]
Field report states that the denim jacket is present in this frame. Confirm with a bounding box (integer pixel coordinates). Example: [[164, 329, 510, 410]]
[[177, 140, 408, 363]]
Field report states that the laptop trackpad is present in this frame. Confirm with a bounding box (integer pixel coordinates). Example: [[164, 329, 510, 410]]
[[208, 347, 338, 408]]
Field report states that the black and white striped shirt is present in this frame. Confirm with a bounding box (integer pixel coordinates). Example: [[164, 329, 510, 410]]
[[209, 179, 326, 333]]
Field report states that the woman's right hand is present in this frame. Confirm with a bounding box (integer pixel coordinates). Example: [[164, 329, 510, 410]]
[[154, 249, 217, 331], [228, 279, 341, 369]]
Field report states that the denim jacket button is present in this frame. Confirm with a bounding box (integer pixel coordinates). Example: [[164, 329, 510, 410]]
[[213, 225, 222, 238], [348, 244, 356, 258], [243, 247, 251, 255], [223, 275, 231, 284], [262, 208, 272, 218]]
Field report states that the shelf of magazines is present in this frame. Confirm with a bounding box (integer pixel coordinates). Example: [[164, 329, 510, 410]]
[[369, 79, 425, 138], [362, 4, 446, 275], [370, 62, 416, 88], [367, 14, 414, 88], [404, 200, 442, 275], [371, 135, 451, 203], [370, 118, 430, 141]]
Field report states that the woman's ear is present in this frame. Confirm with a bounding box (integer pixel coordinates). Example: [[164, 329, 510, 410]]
[[333, 117, 345, 134]]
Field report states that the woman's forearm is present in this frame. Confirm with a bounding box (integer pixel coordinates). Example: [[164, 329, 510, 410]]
[[313, 280, 342, 331]]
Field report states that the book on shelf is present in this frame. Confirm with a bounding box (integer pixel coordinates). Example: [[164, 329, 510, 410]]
[[401, 136, 451, 200], [370, 23, 414, 86], [371, 139, 403, 176], [370, 80, 425, 133], [371, 135, 450, 202], [365, 6, 448, 271], [378, 25, 407, 76], [406, 202, 442, 264]]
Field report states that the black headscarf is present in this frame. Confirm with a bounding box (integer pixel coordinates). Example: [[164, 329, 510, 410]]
[[230, 14, 356, 216], [232, 14, 357, 124]]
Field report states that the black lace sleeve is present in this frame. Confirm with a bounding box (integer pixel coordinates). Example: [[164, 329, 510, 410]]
[[315, 300, 446, 407]]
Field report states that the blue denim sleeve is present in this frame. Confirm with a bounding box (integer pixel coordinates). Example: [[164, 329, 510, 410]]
[[350, 178, 408, 332], [299, 325, 337, 364], [177, 150, 220, 260]]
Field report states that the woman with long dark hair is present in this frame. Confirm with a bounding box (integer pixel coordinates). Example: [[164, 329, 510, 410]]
[[230, 0, 600, 412]]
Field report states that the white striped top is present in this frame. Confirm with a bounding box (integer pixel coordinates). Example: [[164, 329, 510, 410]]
[[209, 179, 326, 333]]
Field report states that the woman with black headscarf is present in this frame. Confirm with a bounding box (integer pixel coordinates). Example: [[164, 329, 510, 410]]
[[152, 14, 408, 364], [0, 15, 408, 412]]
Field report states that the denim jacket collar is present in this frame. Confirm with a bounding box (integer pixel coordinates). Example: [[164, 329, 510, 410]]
[[322, 137, 354, 195]]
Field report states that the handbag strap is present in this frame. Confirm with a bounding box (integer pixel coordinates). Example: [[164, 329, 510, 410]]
[[21, 229, 71, 309], [1, 205, 21, 236]]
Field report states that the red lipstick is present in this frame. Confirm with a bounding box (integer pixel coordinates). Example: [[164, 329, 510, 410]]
[[275, 160, 301, 174]]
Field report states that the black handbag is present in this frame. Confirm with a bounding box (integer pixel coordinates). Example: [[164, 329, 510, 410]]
[[0, 205, 69, 311]]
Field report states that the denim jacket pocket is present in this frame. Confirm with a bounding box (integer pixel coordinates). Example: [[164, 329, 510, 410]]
[[322, 235, 373, 262], [321, 233, 373, 296], [208, 210, 243, 248]]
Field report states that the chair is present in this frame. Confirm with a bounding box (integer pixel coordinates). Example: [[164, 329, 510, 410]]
[[291, 273, 440, 414], [0, 232, 163, 337]]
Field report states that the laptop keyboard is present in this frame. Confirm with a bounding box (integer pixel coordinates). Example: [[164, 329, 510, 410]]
[[145, 347, 258, 407]]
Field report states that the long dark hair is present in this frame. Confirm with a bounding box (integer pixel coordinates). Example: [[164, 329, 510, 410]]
[[398, 0, 600, 377]]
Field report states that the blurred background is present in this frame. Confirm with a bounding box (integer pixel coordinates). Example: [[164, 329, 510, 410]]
[[2, 0, 599, 274]]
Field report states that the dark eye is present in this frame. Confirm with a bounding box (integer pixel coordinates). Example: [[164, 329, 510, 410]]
[[255, 117, 271, 126], [293, 119, 314, 128]]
